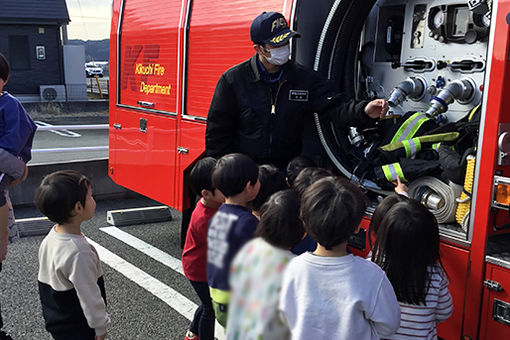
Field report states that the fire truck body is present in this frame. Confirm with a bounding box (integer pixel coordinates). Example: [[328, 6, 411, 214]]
[[109, 0, 510, 338]]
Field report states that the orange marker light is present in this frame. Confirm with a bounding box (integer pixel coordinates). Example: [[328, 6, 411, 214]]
[[495, 183, 510, 206]]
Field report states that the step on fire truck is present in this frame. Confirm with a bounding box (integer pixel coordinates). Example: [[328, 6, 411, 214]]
[[109, 0, 510, 338]]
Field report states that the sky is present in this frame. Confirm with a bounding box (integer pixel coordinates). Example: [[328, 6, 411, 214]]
[[66, 0, 112, 41]]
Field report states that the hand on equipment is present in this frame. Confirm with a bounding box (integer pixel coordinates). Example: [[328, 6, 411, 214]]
[[393, 176, 409, 197], [364, 99, 389, 119]]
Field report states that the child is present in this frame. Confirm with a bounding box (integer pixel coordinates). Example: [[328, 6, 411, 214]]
[[182, 157, 224, 340], [292, 167, 332, 198], [207, 153, 260, 327], [290, 167, 331, 255], [279, 176, 401, 339], [227, 190, 305, 339], [285, 155, 315, 187], [368, 194, 407, 248], [368, 177, 409, 250], [371, 199, 453, 339], [248, 164, 288, 219], [35, 170, 110, 340], [0, 52, 36, 338]]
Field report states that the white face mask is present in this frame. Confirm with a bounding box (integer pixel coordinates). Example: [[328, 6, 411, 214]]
[[264, 44, 290, 66]]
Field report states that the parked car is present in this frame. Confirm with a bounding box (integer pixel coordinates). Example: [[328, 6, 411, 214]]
[[85, 64, 103, 77]]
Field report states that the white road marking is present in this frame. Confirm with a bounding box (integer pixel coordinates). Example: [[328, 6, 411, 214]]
[[100, 226, 184, 275], [86, 237, 197, 320], [35, 121, 81, 137], [95, 228, 227, 338]]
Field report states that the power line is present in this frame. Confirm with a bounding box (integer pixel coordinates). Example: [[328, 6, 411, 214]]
[[75, 0, 89, 40], [73, 16, 110, 20]]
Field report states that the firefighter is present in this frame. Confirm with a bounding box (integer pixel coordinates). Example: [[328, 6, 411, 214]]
[[205, 11, 388, 169]]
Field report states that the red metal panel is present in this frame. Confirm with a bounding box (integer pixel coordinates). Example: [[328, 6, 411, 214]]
[[109, 0, 183, 207], [437, 242, 470, 340], [348, 217, 371, 258], [175, 120, 207, 211], [118, 0, 182, 113], [111, 109, 177, 206], [480, 263, 510, 339], [109, 1, 121, 169], [185, 0, 292, 118], [463, 1, 510, 338]]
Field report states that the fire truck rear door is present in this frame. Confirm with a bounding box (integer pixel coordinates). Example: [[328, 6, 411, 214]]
[[110, 0, 184, 206]]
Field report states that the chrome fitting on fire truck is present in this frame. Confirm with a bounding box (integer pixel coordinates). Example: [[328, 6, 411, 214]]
[[387, 76, 427, 107], [425, 78, 476, 117]]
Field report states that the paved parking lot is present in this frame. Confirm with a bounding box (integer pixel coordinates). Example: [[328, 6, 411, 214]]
[[2, 196, 225, 339]]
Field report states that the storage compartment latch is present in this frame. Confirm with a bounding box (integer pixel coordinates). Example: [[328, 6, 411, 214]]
[[493, 299, 510, 326], [483, 279, 503, 291]]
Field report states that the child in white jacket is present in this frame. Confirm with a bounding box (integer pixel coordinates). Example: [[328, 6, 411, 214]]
[[279, 177, 401, 339]]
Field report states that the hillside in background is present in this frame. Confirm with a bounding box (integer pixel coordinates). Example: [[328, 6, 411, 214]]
[[68, 39, 109, 62]]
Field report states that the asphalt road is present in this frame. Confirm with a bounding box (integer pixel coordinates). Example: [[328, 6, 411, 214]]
[[29, 117, 109, 165], [2, 196, 223, 340]]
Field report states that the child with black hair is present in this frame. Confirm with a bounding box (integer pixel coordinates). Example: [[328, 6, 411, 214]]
[[290, 167, 332, 255], [248, 164, 288, 219], [371, 199, 453, 339], [368, 194, 408, 249], [285, 155, 315, 187], [207, 153, 260, 327], [292, 167, 332, 198], [182, 157, 224, 340], [279, 177, 400, 339], [227, 190, 304, 339], [35, 170, 109, 340]]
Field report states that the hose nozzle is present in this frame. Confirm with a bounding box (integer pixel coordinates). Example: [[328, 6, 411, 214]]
[[425, 78, 475, 117], [387, 77, 426, 107]]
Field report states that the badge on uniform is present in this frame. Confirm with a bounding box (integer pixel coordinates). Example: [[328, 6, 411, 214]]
[[289, 90, 309, 101]]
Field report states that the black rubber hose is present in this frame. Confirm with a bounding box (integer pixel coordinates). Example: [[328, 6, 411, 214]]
[[330, 0, 377, 96], [314, 0, 385, 193], [315, 0, 353, 77]]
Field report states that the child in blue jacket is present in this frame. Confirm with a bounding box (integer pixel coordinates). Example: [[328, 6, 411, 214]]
[[0, 52, 36, 257], [0, 53, 37, 337]]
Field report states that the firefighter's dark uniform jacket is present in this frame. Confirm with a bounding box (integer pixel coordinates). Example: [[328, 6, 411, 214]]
[[205, 54, 374, 168]]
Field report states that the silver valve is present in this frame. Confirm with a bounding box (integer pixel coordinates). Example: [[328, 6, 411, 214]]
[[425, 78, 476, 117], [387, 77, 426, 107]]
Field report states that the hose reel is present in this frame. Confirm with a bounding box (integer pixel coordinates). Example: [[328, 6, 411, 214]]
[[408, 177, 463, 224]]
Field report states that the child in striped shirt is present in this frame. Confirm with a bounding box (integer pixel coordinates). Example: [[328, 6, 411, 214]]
[[372, 198, 453, 339]]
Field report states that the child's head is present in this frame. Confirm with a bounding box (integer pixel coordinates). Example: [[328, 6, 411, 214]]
[[248, 164, 288, 213], [189, 157, 224, 207], [286, 155, 316, 187], [372, 199, 440, 305], [0, 53, 10, 86], [300, 176, 366, 250], [255, 189, 304, 249], [34, 170, 94, 224], [212, 153, 259, 199], [293, 167, 332, 197], [368, 194, 408, 247]]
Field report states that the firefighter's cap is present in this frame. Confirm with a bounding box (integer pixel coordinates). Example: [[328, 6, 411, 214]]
[[250, 12, 300, 47]]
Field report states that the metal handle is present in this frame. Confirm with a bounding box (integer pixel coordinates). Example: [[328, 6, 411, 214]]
[[137, 101, 154, 108], [177, 146, 189, 154], [113, 123, 122, 130], [499, 132, 510, 154], [483, 279, 503, 292]]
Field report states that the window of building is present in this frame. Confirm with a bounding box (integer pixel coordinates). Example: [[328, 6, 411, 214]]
[[8, 35, 30, 70]]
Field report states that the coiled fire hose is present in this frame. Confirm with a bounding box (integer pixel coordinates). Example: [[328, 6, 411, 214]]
[[456, 155, 476, 231], [409, 177, 463, 224]]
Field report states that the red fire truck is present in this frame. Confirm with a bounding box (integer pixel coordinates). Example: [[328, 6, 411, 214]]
[[109, 0, 510, 338]]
